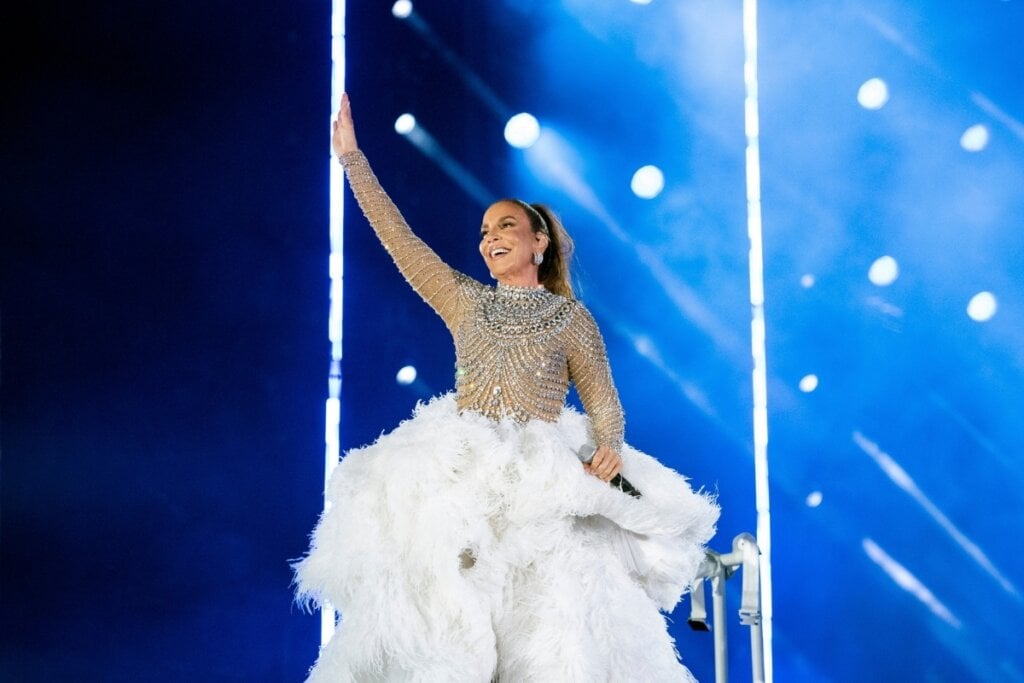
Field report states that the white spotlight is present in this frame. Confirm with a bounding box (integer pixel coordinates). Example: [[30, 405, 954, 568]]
[[800, 274, 815, 289], [805, 491, 823, 508], [966, 291, 997, 322], [799, 374, 819, 393], [392, 1, 413, 19], [394, 113, 417, 135], [630, 165, 665, 199], [396, 365, 418, 385], [504, 113, 541, 149], [858, 78, 889, 110], [960, 124, 989, 152], [630, 0, 654, 4], [868, 255, 899, 286]]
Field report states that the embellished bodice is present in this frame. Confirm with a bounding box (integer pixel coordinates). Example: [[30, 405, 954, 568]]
[[454, 283, 574, 423], [341, 150, 624, 451]]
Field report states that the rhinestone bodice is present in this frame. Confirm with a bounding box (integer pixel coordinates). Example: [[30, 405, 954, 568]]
[[341, 151, 624, 450], [454, 283, 574, 424]]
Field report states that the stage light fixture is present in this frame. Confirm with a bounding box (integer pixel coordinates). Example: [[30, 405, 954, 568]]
[[967, 291, 997, 322], [395, 113, 417, 135], [630, 165, 665, 199], [857, 77, 889, 110], [868, 255, 899, 286], [392, 0, 413, 19], [504, 113, 541, 149], [805, 491, 823, 508], [798, 374, 818, 393], [396, 365, 418, 385], [800, 274, 815, 288], [960, 124, 989, 152]]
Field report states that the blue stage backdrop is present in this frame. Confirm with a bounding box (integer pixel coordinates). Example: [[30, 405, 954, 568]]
[[3, 1, 1022, 681]]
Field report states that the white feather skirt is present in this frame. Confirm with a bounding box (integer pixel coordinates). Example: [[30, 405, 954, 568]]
[[293, 395, 719, 682]]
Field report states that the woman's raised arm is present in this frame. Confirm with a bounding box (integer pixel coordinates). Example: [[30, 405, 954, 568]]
[[333, 94, 472, 331]]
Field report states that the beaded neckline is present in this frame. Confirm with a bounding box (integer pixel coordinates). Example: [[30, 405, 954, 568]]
[[495, 281, 549, 299]]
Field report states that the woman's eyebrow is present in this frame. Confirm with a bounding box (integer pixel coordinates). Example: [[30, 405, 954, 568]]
[[480, 215, 517, 234]]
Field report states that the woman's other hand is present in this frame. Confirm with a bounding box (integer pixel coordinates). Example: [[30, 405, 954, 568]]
[[584, 445, 622, 483], [332, 93, 359, 157]]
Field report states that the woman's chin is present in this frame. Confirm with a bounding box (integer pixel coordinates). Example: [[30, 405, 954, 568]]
[[489, 265, 512, 280]]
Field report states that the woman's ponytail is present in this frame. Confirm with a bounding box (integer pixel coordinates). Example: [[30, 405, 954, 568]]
[[532, 204, 575, 299]]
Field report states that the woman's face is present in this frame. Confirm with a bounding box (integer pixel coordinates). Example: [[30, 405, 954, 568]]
[[479, 201, 548, 284]]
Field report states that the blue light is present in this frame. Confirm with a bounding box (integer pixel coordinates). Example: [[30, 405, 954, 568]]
[[396, 365, 418, 385], [630, 165, 665, 199], [858, 77, 889, 110], [868, 256, 899, 286], [392, 1, 412, 19], [967, 291, 997, 322], [504, 113, 541, 149], [960, 124, 989, 152], [395, 113, 417, 135]]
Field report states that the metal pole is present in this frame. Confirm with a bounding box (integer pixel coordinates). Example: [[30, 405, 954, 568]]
[[712, 572, 729, 683], [690, 533, 766, 682], [750, 620, 765, 683]]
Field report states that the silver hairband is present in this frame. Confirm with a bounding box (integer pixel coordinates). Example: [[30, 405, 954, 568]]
[[512, 199, 550, 235]]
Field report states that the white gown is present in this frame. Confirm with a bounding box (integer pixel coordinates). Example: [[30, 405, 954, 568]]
[[292, 151, 720, 682]]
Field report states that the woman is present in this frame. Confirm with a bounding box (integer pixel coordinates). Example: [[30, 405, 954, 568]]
[[294, 94, 719, 682]]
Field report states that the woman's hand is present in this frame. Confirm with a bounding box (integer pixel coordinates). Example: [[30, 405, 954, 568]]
[[584, 445, 623, 483], [332, 93, 359, 157]]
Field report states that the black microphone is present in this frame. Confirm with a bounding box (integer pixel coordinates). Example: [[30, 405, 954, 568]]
[[577, 444, 642, 498]]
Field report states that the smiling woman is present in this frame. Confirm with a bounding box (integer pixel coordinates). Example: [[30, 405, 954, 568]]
[[479, 200, 551, 285], [479, 198, 576, 302], [291, 94, 720, 682]]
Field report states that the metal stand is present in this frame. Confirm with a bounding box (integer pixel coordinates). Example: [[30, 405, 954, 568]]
[[688, 533, 765, 683]]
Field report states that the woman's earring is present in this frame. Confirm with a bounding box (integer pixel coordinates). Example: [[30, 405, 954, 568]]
[[489, 271, 497, 280], [532, 252, 544, 266]]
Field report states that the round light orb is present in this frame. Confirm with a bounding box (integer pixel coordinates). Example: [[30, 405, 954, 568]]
[[799, 374, 819, 393], [504, 113, 541, 149], [806, 491, 823, 508], [868, 255, 899, 286], [632, 334, 654, 356], [858, 78, 889, 110], [966, 291, 997, 322], [800, 274, 816, 289], [394, 113, 416, 135], [630, 165, 665, 199], [391, 1, 413, 19], [396, 365, 418, 385], [960, 124, 989, 152]]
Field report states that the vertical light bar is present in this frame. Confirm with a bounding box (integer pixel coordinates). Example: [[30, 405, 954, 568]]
[[323, 0, 347, 647], [742, 0, 773, 680]]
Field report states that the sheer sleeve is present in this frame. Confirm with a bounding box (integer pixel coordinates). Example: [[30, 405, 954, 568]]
[[339, 150, 475, 331], [565, 304, 625, 452]]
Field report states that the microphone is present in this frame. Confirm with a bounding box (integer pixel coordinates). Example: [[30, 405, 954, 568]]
[[577, 444, 642, 498]]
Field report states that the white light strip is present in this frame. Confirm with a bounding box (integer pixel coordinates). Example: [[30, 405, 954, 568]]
[[743, 0, 773, 679], [863, 538, 962, 628], [853, 431, 1020, 599], [399, 122, 494, 206], [396, 9, 512, 120], [322, 0, 347, 648]]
